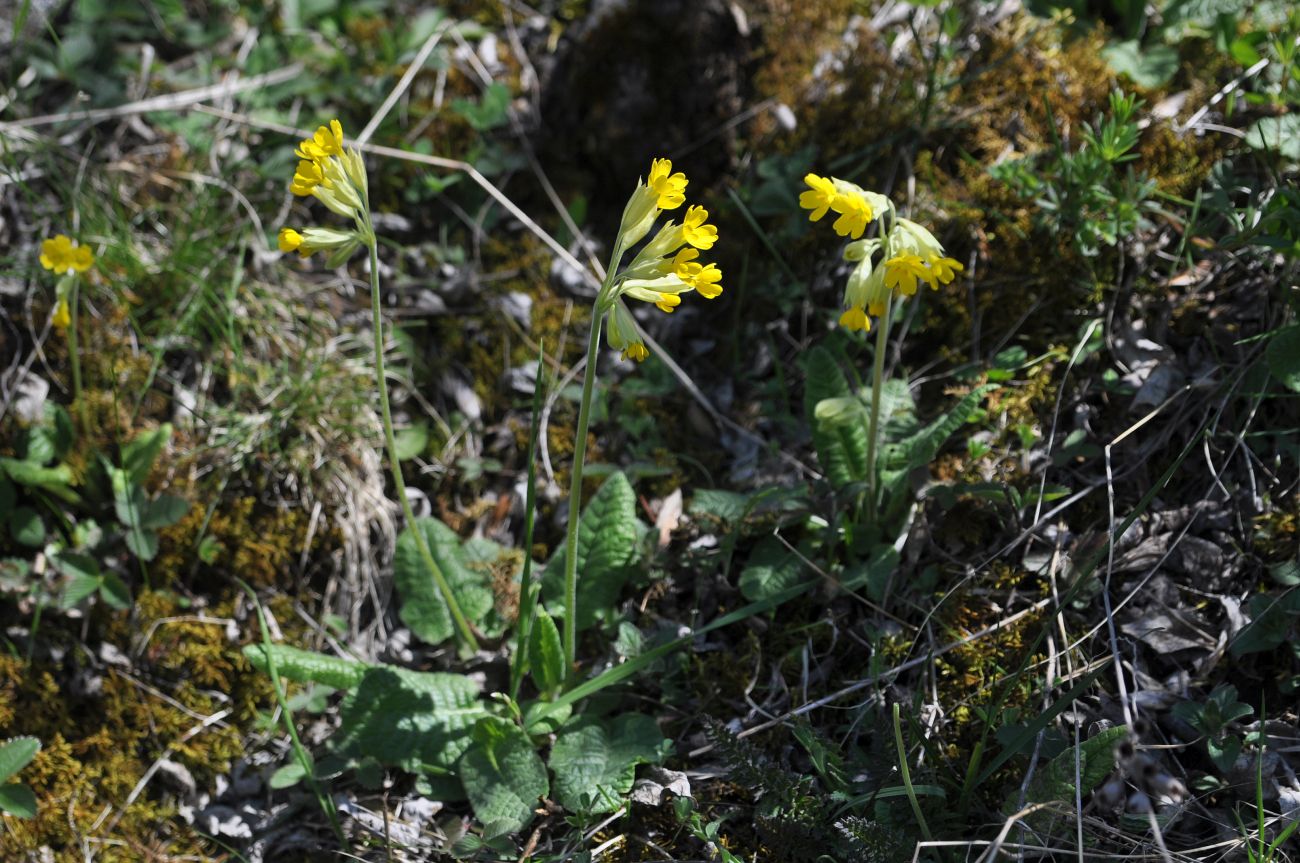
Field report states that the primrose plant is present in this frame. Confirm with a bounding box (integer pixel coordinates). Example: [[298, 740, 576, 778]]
[[279, 119, 479, 658], [263, 127, 707, 838], [559, 157, 722, 678], [799, 173, 994, 547], [39, 234, 94, 425]]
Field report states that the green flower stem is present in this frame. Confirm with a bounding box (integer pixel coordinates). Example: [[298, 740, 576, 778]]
[[562, 311, 603, 679], [365, 231, 478, 657], [562, 240, 626, 683], [864, 291, 893, 511], [66, 279, 84, 428], [893, 702, 934, 845]]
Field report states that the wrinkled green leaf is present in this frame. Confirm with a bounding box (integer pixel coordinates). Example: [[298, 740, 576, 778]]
[[1266, 324, 1300, 393], [0, 784, 36, 818], [458, 716, 548, 836], [1101, 41, 1179, 89], [141, 494, 189, 529], [738, 537, 804, 601], [542, 472, 640, 630], [98, 572, 132, 610], [1247, 115, 1300, 162], [0, 737, 41, 784], [122, 424, 172, 486], [550, 714, 667, 814], [804, 346, 867, 487], [335, 667, 485, 774], [528, 608, 565, 695], [242, 643, 371, 690], [393, 422, 429, 461], [9, 507, 44, 547], [881, 385, 996, 480], [1021, 725, 1127, 806], [60, 574, 102, 610], [0, 458, 79, 503], [394, 517, 498, 646], [688, 489, 750, 524]]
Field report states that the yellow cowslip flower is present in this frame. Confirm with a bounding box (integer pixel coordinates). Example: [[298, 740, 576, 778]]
[[670, 247, 699, 276], [681, 205, 718, 250], [605, 300, 649, 362], [647, 158, 687, 210], [291, 159, 327, 195], [832, 193, 873, 240], [51, 297, 71, 330], [40, 234, 94, 274], [681, 261, 722, 299], [604, 157, 721, 360], [883, 253, 935, 296], [296, 120, 344, 161], [620, 275, 694, 314], [617, 157, 686, 247], [927, 254, 964, 284], [838, 306, 870, 332], [278, 226, 360, 259], [287, 119, 368, 226], [278, 228, 305, 253], [800, 174, 838, 221]]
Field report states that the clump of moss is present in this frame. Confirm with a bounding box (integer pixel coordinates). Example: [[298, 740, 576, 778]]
[[153, 494, 314, 591], [931, 567, 1043, 790], [0, 587, 269, 860], [750, 0, 856, 130]]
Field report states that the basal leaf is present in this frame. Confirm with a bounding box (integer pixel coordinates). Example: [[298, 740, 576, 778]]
[[0, 737, 41, 784], [688, 489, 750, 524], [0, 784, 36, 819], [738, 537, 804, 601], [803, 346, 867, 487], [458, 716, 548, 836], [542, 472, 640, 630], [59, 574, 102, 610], [1266, 324, 1300, 393], [141, 494, 189, 529], [882, 384, 996, 476], [550, 713, 667, 814], [528, 608, 565, 696], [9, 507, 44, 548], [122, 423, 172, 486], [268, 761, 308, 790], [1247, 115, 1300, 162], [109, 466, 156, 561], [98, 572, 132, 610], [242, 643, 371, 690], [335, 667, 485, 775], [0, 458, 79, 503], [1022, 725, 1127, 806], [394, 517, 497, 646]]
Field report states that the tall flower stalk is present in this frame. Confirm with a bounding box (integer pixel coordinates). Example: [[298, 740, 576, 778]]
[[561, 158, 722, 681], [279, 119, 478, 656], [799, 174, 965, 511], [40, 234, 95, 427]]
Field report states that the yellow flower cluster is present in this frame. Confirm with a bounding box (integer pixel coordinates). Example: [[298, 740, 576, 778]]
[[605, 159, 723, 362], [801, 173, 964, 332], [279, 119, 370, 262], [40, 234, 95, 331], [40, 234, 94, 275]]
